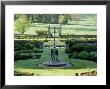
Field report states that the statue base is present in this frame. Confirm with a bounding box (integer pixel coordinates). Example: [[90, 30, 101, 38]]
[[38, 60, 72, 68]]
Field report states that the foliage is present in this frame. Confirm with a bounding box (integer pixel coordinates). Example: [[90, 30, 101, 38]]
[[65, 48, 72, 54], [14, 43, 34, 51], [33, 49, 43, 53], [14, 71, 34, 76], [59, 15, 68, 24], [44, 38, 48, 42], [14, 15, 31, 35], [65, 39, 75, 48], [78, 51, 89, 59], [14, 40, 44, 50], [68, 51, 97, 62], [35, 30, 47, 36], [75, 71, 97, 76], [17, 49, 43, 53], [89, 52, 97, 62], [84, 45, 97, 52], [14, 52, 33, 61], [65, 38, 97, 44], [24, 43, 34, 50]]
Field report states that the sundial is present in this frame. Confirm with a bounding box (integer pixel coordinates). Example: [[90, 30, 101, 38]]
[[38, 26, 71, 68]]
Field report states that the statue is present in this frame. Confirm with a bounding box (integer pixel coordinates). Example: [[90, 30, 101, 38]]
[[38, 26, 71, 68], [58, 24, 62, 37], [51, 27, 59, 62], [48, 25, 51, 38], [51, 48, 58, 61]]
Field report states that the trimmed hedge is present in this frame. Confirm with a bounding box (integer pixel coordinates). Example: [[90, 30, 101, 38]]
[[65, 38, 97, 44], [14, 52, 33, 61], [68, 51, 97, 62], [65, 44, 97, 54], [14, 43, 34, 51], [14, 71, 34, 76], [17, 49, 43, 53], [61, 35, 97, 38], [14, 52, 42, 61], [14, 40, 44, 50], [75, 71, 97, 76]]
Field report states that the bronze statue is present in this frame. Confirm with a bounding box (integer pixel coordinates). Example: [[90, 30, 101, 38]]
[[51, 48, 58, 61]]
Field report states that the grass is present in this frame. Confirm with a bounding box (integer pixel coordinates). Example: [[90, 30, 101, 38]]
[[14, 19, 97, 35], [15, 68, 96, 76], [44, 39, 65, 45], [14, 48, 97, 76]]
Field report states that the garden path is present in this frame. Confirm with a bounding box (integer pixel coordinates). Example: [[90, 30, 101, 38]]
[[40, 47, 69, 62]]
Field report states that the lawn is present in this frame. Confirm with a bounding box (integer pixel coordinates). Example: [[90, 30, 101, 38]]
[[14, 18, 97, 35], [44, 38, 65, 45], [14, 48, 97, 76]]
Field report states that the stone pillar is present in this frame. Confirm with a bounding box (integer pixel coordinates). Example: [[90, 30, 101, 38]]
[[48, 25, 51, 38], [58, 24, 62, 37]]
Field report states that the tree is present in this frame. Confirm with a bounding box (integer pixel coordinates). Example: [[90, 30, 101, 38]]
[[59, 15, 65, 24], [14, 15, 31, 36], [59, 15, 68, 25], [71, 14, 80, 24]]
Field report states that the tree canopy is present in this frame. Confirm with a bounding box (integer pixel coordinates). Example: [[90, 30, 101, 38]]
[[14, 15, 32, 35]]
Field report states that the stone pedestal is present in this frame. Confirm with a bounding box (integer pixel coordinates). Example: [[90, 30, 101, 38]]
[[38, 60, 71, 68]]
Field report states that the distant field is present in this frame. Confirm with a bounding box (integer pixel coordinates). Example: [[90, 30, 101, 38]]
[[14, 19, 97, 35], [14, 14, 97, 35]]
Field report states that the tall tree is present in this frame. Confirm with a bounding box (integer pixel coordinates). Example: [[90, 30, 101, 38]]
[[71, 14, 80, 24], [14, 15, 32, 36], [59, 15, 65, 24]]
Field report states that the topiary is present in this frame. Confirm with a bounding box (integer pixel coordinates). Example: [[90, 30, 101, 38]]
[[24, 43, 34, 50], [89, 52, 97, 62], [14, 71, 34, 76], [78, 51, 89, 59], [71, 44, 85, 53], [14, 51, 20, 61], [73, 51, 79, 59]]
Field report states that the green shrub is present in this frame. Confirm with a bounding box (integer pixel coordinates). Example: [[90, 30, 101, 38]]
[[68, 54, 73, 59], [14, 40, 44, 49], [14, 71, 34, 76], [35, 54, 41, 58], [65, 39, 74, 47], [84, 45, 96, 52], [89, 52, 97, 57], [71, 44, 85, 53], [66, 43, 97, 53], [14, 51, 20, 61], [36, 30, 47, 36], [18, 49, 43, 53], [14, 53, 33, 61], [19, 50, 32, 53], [73, 51, 79, 59], [68, 51, 79, 59], [24, 43, 34, 50], [14, 45, 26, 51], [78, 51, 89, 59], [89, 52, 97, 62], [68, 51, 97, 62], [59, 39, 65, 42], [33, 49, 43, 53], [44, 38, 48, 42], [20, 53, 33, 59], [65, 48, 73, 54]]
